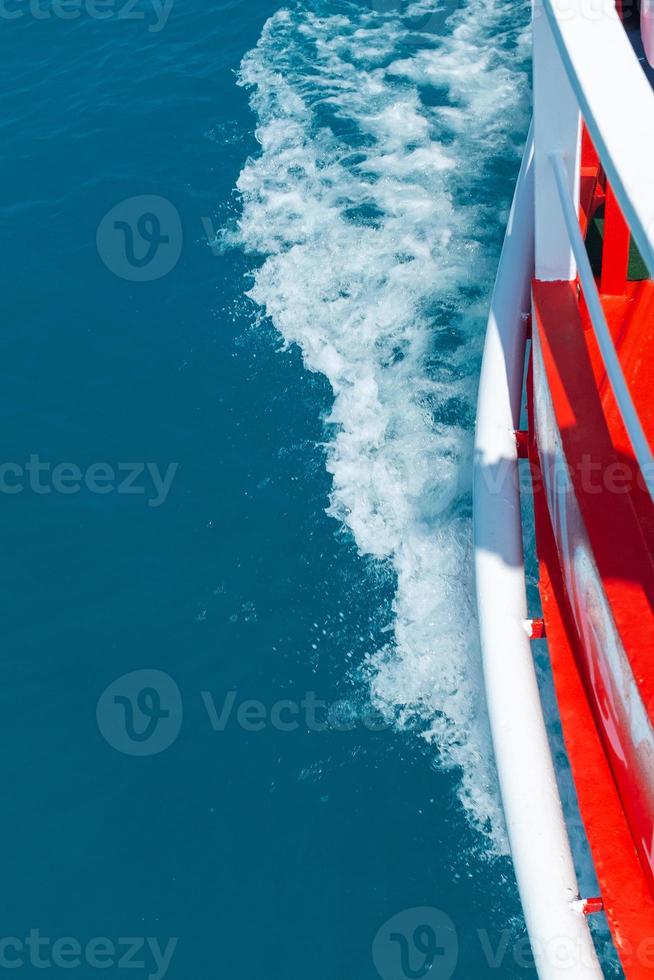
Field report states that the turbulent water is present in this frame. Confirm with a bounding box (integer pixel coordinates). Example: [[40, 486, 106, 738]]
[[2, 0, 627, 972], [233, 0, 530, 849]]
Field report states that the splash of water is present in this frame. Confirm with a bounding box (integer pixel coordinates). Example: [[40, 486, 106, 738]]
[[233, 0, 530, 849]]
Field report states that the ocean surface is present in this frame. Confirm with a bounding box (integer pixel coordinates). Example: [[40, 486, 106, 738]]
[[0, 0, 621, 976]]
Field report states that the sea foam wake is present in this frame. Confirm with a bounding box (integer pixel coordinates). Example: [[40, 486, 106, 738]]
[[233, 0, 529, 850]]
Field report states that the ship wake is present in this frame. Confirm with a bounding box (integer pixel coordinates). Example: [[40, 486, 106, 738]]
[[233, 0, 529, 851]]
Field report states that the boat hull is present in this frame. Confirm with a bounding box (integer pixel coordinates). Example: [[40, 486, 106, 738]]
[[529, 282, 654, 976]]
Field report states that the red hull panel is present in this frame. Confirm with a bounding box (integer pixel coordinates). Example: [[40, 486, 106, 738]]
[[531, 447, 654, 976], [530, 280, 654, 974]]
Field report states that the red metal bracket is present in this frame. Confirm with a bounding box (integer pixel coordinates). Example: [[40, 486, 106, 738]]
[[515, 430, 529, 459], [601, 182, 630, 296], [529, 618, 546, 640], [582, 897, 604, 915]]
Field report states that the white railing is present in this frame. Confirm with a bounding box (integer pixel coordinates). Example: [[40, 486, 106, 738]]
[[549, 151, 654, 500], [474, 2, 654, 977], [534, 0, 654, 498], [534, 0, 654, 281], [474, 130, 603, 980]]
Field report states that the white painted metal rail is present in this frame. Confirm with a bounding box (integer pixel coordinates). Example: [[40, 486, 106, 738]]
[[475, 0, 654, 975], [549, 150, 654, 501], [473, 130, 603, 979], [533, 0, 654, 493], [539, 0, 654, 278]]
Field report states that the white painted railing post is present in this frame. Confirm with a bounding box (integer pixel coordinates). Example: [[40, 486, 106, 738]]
[[533, 0, 582, 280], [474, 131, 603, 978]]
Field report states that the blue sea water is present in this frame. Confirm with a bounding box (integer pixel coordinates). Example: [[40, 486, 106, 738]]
[[0, 0, 622, 977]]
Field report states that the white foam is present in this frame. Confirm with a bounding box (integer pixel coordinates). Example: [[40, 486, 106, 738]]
[[233, 0, 529, 850]]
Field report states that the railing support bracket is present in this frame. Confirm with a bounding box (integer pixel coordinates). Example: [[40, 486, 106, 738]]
[[515, 430, 530, 459], [582, 897, 604, 916], [527, 618, 547, 639]]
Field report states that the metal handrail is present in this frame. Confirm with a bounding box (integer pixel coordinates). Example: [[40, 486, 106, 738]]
[[550, 150, 654, 502], [474, 130, 603, 980], [542, 0, 654, 278]]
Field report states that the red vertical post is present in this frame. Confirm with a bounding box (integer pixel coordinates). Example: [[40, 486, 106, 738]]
[[581, 125, 599, 171], [601, 182, 630, 295]]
